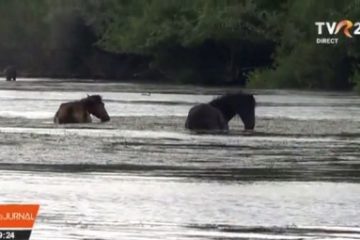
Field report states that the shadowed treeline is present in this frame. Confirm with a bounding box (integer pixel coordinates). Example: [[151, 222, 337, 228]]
[[1, 0, 360, 90], [0, 0, 151, 80]]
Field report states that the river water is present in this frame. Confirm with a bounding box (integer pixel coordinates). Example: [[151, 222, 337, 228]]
[[0, 78, 360, 240]]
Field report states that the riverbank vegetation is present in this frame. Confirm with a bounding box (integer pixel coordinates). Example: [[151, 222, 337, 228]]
[[1, 0, 360, 92]]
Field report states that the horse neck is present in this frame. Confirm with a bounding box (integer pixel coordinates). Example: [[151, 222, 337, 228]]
[[210, 98, 237, 122], [79, 99, 91, 113]]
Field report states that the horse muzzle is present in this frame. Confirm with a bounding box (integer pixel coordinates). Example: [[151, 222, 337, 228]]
[[101, 116, 110, 122]]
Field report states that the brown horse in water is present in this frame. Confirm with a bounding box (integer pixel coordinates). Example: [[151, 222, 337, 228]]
[[54, 95, 110, 124], [4, 66, 16, 81], [185, 92, 256, 131]]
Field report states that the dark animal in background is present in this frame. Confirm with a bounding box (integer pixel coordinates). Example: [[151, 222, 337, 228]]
[[4, 66, 16, 81], [185, 92, 256, 131], [54, 95, 110, 124]]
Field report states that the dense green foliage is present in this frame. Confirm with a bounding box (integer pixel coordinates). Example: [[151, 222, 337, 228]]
[[92, 0, 280, 84], [1, 0, 360, 91], [246, 0, 360, 90]]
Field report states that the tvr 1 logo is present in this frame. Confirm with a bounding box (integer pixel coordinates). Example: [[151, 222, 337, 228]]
[[315, 20, 359, 44]]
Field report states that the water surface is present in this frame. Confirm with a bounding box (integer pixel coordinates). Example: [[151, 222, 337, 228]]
[[0, 79, 359, 239]]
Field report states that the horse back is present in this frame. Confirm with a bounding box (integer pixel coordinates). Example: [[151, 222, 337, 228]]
[[54, 101, 91, 124], [185, 103, 228, 131]]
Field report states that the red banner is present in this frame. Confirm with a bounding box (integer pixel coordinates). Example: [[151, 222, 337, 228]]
[[0, 204, 39, 229]]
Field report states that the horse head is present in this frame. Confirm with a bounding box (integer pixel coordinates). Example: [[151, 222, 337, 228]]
[[236, 93, 256, 130], [210, 92, 256, 130], [83, 95, 110, 122]]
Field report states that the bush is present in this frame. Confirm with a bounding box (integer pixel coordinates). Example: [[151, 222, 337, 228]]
[[351, 70, 360, 94], [246, 68, 277, 89], [247, 43, 352, 90]]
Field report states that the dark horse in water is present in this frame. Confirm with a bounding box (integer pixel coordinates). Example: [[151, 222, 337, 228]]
[[185, 92, 256, 131], [54, 95, 110, 124], [4, 66, 16, 81]]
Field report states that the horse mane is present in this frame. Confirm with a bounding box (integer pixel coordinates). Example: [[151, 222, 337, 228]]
[[209, 91, 255, 121], [81, 95, 103, 105]]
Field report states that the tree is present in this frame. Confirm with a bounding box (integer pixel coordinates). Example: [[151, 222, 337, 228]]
[[92, 0, 281, 84]]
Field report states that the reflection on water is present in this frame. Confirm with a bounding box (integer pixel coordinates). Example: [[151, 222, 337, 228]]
[[3, 172, 360, 240], [0, 89, 360, 120], [0, 79, 359, 239]]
